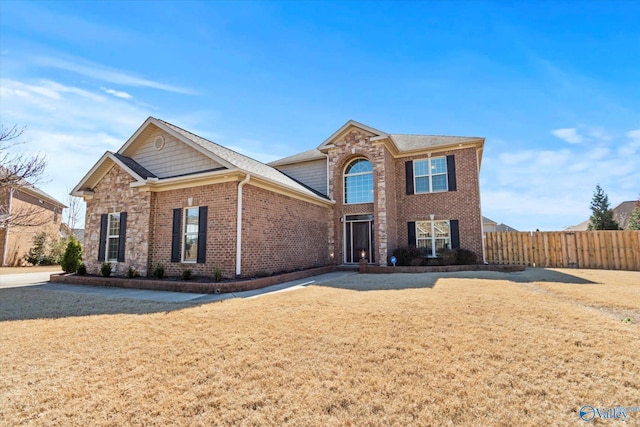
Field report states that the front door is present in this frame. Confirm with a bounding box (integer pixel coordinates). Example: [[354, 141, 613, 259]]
[[344, 215, 374, 263]]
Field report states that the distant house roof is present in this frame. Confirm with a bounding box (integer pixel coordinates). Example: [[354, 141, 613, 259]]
[[0, 166, 67, 209], [483, 216, 518, 232], [566, 201, 638, 230]]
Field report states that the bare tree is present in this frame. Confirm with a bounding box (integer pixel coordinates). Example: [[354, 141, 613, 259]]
[[1, 123, 51, 228], [64, 188, 83, 231]]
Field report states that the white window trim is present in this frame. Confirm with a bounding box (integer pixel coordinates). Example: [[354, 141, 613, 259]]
[[106, 213, 120, 262], [414, 157, 448, 194], [182, 207, 199, 264], [344, 158, 374, 204], [416, 220, 451, 258]]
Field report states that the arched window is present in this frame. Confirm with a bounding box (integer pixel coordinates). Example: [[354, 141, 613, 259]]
[[344, 158, 373, 204]]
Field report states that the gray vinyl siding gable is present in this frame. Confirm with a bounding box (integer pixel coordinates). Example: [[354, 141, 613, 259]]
[[274, 159, 327, 196], [131, 131, 224, 178]]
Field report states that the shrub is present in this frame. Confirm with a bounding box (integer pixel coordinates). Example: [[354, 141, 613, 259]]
[[181, 269, 193, 281], [25, 232, 57, 266], [152, 264, 165, 279], [437, 248, 458, 266], [100, 262, 112, 277], [456, 248, 477, 265], [391, 246, 423, 266], [213, 266, 223, 283], [127, 266, 140, 278], [77, 263, 87, 275], [60, 238, 82, 273]]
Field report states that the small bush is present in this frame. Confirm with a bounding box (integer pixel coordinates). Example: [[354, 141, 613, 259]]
[[181, 269, 193, 281], [213, 266, 223, 283], [437, 248, 458, 266], [152, 264, 165, 279], [60, 238, 82, 273], [127, 266, 140, 278], [391, 246, 423, 266], [456, 248, 477, 265], [100, 262, 112, 277], [77, 263, 87, 275]]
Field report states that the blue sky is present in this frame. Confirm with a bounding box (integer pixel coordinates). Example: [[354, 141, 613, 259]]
[[1, 0, 638, 231]]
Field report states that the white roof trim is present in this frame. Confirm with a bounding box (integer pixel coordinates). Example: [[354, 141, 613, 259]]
[[71, 152, 146, 196], [317, 120, 387, 150]]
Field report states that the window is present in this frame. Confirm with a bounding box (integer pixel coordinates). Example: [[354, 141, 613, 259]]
[[344, 158, 373, 204], [98, 212, 127, 262], [405, 156, 456, 195], [183, 207, 199, 263], [416, 220, 450, 257], [171, 206, 207, 264], [414, 157, 447, 193], [107, 213, 121, 261]]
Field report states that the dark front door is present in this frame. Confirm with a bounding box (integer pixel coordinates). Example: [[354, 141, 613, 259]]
[[345, 218, 374, 263]]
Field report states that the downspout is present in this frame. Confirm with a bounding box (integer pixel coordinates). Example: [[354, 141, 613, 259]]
[[235, 174, 251, 277], [1, 188, 13, 266]]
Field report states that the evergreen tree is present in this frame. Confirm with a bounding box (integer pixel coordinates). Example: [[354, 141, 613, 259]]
[[60, 237, 83, 273], [587, 185, 620, 230]]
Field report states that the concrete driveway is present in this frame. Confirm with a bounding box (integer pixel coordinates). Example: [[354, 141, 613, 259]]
[[1, 270, 358, 303]]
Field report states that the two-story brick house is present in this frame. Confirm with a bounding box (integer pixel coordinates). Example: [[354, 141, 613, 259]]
[[72, 117, 484, 278]]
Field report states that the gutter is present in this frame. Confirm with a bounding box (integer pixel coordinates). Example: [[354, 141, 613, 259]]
[[1, 188, 13, 266], [236, 174, 251, 277]]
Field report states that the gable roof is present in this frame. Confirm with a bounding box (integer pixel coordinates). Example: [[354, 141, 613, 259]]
[[72, 117, 331, 204], [271, 120, 485, 167]]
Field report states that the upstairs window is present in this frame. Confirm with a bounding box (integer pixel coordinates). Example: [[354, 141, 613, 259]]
[[405, 155, 457, 195], [414, 157, 447, 193], [344, 158, 373, 204]]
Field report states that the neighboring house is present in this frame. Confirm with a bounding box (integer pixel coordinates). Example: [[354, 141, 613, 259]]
[[0, 179, 67, 266], [72, 117, 485, 278], [565, 201, 638, 231], [483, 216, 518, 232]]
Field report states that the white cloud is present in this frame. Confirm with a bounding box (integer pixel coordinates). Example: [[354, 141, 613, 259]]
[[32, 55, 195, 95], [482, 129, 640, 230], [102, 87, 132, 99], [551, 128, 583, 144]]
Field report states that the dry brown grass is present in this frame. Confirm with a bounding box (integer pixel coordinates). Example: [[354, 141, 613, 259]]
[[1, 269, 639, 426]]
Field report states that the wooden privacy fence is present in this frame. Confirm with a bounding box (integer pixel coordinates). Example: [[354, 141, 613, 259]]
[[483, 231, 640, 271]]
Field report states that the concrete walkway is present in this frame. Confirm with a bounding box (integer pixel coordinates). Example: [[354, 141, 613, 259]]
[[28, 271, 358, 303]]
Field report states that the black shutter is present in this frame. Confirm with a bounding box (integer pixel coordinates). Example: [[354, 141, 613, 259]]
[[450, 220, 460, 249], [447, 155, 457, 191], [197, 206, 207, 264], [117, 212, 127, 262], [171, 208, 182, 262], [98, 214, 108, 261], [407, 221, 416, 247], [405, 161, 414, 195]]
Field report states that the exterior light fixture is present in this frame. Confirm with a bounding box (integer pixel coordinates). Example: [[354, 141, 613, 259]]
[[360, 249, 366, 260], [430, 214, 435, 220]]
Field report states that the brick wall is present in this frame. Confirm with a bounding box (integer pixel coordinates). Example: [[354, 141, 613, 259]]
[[394, 147, 483, 258], [84, 165, 152, 275], [2, 189, 61, 266], [241, 185, 330, 276], [150, 181, 238, 279]]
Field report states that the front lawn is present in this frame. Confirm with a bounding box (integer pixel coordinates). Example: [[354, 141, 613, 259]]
[[1, 269, 638, 425]]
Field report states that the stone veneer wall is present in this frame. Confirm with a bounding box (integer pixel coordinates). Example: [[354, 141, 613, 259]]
[[84, 165, 152, 275], [241, 185, 330, 276], [327, 129, 389, 266], [394, 146, 483, 258]]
